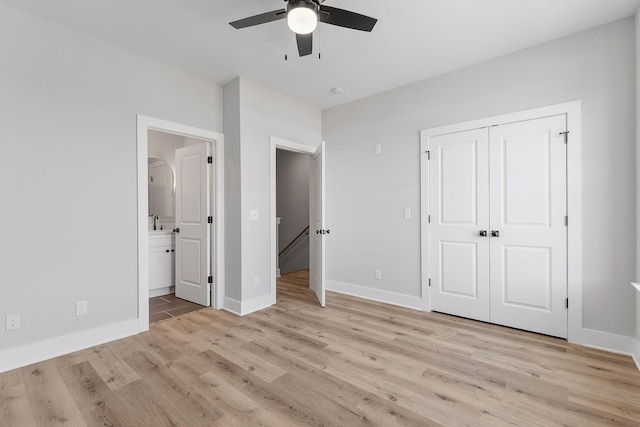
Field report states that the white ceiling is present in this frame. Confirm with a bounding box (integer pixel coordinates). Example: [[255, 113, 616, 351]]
[[3, 0, 639, 109]]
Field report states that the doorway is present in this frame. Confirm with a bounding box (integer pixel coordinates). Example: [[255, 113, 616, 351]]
[[270, 136, 326, 307], [137, 115, 225, 332]]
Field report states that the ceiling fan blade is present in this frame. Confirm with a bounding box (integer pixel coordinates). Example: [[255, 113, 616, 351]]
[[296, 33, 313, 57], [229, 9, 286, 29], [319, 6, 377, 32]]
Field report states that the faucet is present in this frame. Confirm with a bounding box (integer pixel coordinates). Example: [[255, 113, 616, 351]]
[[153, 215, 159, 230]]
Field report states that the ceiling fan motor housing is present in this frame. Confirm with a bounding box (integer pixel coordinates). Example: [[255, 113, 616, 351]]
[[286, 0, 320, 14]]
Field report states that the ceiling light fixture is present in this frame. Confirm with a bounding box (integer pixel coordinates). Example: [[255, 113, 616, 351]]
[[287, 0, 318, 35]]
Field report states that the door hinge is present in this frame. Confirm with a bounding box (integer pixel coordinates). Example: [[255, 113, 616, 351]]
[[565, 298, 569, 309], [149, 176, 153, 183], [565, 216, 568, 226], [207, 276, 213, 284], [207, 156, 213, 164], [428, 278, 431, 287], [425, 150, 431, 160], [208, 216, 213, 224], [428, 214, 431, 223], [559, 131, 569, 143]]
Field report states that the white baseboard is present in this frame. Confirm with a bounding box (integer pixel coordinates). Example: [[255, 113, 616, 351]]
[[0, 319, 141, 374], [223, 294, 274, 316], [580, 328, 634, 356], [223, 297, 242, 315], [632, 338, 640, 371], [326, 280, 423, 311], [149, 286, 175, 298]]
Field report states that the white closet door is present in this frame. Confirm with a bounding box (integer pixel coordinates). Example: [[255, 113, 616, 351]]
[[429, 128, 490, 321], [489, 115, 567, 338]]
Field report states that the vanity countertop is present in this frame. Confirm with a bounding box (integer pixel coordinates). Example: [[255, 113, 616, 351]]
[[149, 229, 174, 236]]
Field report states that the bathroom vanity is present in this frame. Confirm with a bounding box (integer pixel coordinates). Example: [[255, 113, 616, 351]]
[[149, 230, 175, 297]]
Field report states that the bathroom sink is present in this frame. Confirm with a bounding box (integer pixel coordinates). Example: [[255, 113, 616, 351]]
[[149, 229, 172, 235]]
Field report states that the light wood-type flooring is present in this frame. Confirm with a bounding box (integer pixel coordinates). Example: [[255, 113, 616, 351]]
[[2, 269, 640, 426]]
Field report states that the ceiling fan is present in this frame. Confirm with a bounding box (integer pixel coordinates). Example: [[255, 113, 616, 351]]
[[229, 0, 377, 57]]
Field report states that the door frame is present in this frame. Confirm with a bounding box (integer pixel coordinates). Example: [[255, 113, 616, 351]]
[[269, 136, 320, 305], [419, 101, 582, 343], [137, 115, 225, 332]]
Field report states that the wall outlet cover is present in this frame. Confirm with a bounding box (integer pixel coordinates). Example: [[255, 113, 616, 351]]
[[6, 314, 20, 331], [76, 301, 88, 316]]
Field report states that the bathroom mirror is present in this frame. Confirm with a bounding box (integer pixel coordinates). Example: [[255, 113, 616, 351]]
[[148, 158, 175, 219]]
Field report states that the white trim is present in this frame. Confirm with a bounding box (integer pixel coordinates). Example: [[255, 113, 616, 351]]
[[269, 136, 318, 306], [326, 280, 423, 311], [223, 297, 242, 316], [137, 115, 226, 336], [580, 328, 633, 356], [0, 319, 139, 374], [632, 282, 640, 371], [222, 294, 273, 316], [419, 101, 583, 343], [149, 286, 175, 298]]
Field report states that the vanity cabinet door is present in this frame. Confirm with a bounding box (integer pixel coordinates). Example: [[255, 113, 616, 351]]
[[149, 246, 168, 290]]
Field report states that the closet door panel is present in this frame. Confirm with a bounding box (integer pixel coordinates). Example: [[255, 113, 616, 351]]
[[429, 128, 490, 322], [489, 115, 568, 338]]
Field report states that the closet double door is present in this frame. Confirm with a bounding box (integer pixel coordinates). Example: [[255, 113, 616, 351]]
[[429, 115, 568, 338]]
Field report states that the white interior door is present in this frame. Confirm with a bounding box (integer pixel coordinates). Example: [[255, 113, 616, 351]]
[[309, 141, 326, 307], [429, 128, 490, 321], [489, 115, 567, 338], [175, 143, 211, 306]]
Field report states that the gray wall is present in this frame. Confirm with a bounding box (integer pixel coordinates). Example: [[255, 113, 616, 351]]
[[0, 3, 223, 351], [323, 18, 636, 337], [224, 77, 321, 308], [277, 149, 310, 275]]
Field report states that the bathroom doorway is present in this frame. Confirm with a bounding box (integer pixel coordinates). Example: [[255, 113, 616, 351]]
[[137, 115, 225, 332]]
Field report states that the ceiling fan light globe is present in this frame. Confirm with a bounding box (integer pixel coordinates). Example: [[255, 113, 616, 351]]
[[287, 7, 318, 34]]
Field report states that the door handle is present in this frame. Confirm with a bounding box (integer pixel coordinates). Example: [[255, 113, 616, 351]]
[[479, 230, 487, 237], [491, 230, 500, 237], [173, 228, 180, 233]]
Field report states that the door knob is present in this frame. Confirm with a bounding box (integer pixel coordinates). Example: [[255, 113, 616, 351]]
[[173, 228, 180, 233], [479, 230, 487, 237], [316, 230, 320, 234], [491, 230, 500, 237]]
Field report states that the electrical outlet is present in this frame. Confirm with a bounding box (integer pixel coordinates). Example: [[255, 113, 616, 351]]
[[403, 208, 411, 219], [76, 301, 88, 316], [375, 269, 382, 280], [253, 276, 260, 287], [6, 314, 20, 331], [374, 144, 382, 155]]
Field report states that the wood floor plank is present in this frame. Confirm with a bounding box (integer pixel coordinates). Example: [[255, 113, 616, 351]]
[[60, 361, 128, 427], [21, 360, 86, 426], [0, 384, 36, 427], [2, 269, 640, 426]]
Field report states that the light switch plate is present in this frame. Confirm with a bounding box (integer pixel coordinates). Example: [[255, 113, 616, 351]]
[[374, 144, 382, 155], [403, 208, 411, 219]]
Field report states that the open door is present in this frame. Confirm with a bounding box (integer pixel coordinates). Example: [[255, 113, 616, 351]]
[[175, 142, 211, 306], [309, 141, 326, 307]]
